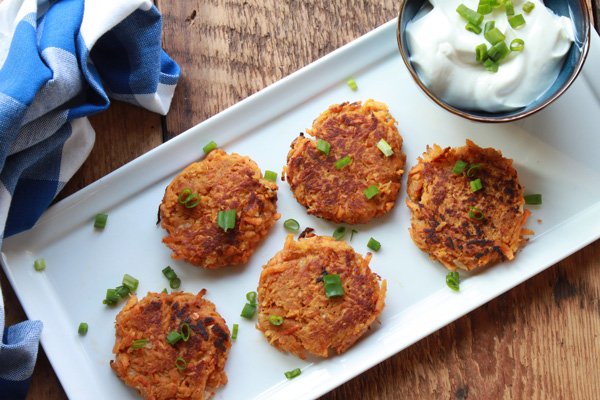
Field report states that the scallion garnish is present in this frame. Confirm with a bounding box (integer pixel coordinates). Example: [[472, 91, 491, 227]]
[[103, 288, 121, 306], [268, 315, 284, 326], [468, 207, 485, 220], [508, 14, 526, 29], [335, 155, 352, 170], [246, 291, 257, 305], [78, 322, 88, 336], [377, 138, 394, 157], [33, 258, 46, 272], [130, 339, 149, 350], [456, 4, 484, 26], [476, 43, 488, 62], [505, 0, 515, 16], [180, 323, 191, 341], [317, 139, 331, 155], [367, 237, 381, 251], [477, 2, 492, 15], [484, 27, 505, 45], [484, 20, 495, 34], [94, 213, 108, 229], [510, 38, 525, 51], [162, 266, 181, 289], [347, 78, 358, 91], [240, 303, 257, 319], [452, 160, 468, 174], [364, 185, 379, 200], [177, 188, 200, 209], [167, 331, 182, 346], [170, 277, 181, 289], [283, 218, 300, 232], [466, 163, 481, 178], [115, 285, 130, 298], [162, 288, 168, 294], [231, 323, 239, 340], [523, 1, 535, 13], [446, 271, 460, 292], [122, 274, 139, 292], [175, 357, 187, 371], [483, 58, 499, 73], [332, 226, 346, 241], [217, 209, 237, 232], [323, 273, 345, 298], [284, 368, 302, 380], [350, 229, 358, 241], [524, 194, 542, 205], [488, 41, 510, 62], [470, 178, 483, 192], [465, 22, 482, 34], [203, 141, 217, 154], [264, 170, 277, 182]]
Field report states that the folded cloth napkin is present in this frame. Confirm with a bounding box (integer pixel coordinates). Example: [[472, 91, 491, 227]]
[[0, 0, 180, 397]]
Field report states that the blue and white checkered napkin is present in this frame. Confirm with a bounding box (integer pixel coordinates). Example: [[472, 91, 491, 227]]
[[0, 0, 180, 397]]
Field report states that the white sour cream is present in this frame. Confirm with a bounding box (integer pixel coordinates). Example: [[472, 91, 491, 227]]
[[406, 0, 574, 112]]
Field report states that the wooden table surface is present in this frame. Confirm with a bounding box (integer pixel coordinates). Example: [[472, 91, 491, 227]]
[[1, 1, 599, 399]]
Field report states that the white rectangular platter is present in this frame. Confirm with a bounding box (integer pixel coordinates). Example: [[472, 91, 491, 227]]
[[3, 19, 600, 400]]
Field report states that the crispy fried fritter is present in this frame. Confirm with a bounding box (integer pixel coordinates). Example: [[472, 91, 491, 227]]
[[406, 140, 531, 271], [160, 149, 280, 268], [257, 234, 386, 359], [284, 100, 405, 224], [110, 291, 231, 400]]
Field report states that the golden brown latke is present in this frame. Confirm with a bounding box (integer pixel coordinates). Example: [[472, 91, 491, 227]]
[[257, 234, 386, 359], [110, 290, 231, 400], [406, 139, 532, 271], [283, 100, 406, 224], [160, 149, 280, 268]]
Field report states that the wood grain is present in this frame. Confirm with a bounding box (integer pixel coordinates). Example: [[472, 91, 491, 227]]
[[0, 1, 598, 399]]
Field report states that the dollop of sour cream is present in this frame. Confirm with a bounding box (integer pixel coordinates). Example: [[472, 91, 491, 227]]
[[406, 0, 575, 112]]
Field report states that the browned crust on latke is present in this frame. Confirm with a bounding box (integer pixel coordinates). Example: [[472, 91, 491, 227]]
[[257, 235, 386, 359], [283, 100, 406, 224], [406, 139, 531, 271], [110, 291, 231, 400], [160, 149, 280, 268]]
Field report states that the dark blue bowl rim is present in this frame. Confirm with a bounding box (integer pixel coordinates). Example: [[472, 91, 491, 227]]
[[396, 0, 592, 123]]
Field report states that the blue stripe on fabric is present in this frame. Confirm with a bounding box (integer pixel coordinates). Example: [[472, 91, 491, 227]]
[[0, 94, 27, 174], [89, 28, 132, 94], [38, 0, 83, 53], [159, 51, 180, 85], [0, 17, 52, 104], [5, 178, 59, 237], [0, 376, 31, 400]]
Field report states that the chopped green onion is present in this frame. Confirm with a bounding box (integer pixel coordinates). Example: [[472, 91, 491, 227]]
[[180, 323, 191, 341], [377, 138, 394, 157], [231, 323, 239, 340], [364, 185, 379, 200], [162, 266, 177, 281], [488, 41, 510, 62], [122, 274, 139, 292], [78, 322, 88, 336], [510, 38, 525, 51], [468, 207, 485, 220], [465, 22, 482, 34], [169, 277, 181, 289], [103, 288, 121, 306], [484, 27, 505, 45], [177, 188, 200, 209], [466, 163, 481, 178], [483, 58, 499, 72], [446, 271, 460, 292], [283, 218, 300, 232], [246, 291, 257, 305], [456, 4, 484, 26], [476, 44, 488, 62], [161, 288, 168, 294], [264, 170, 277, 182], [350, 229, 358, 241], [347, 78, 358, 91], [452, 160, 468, 174], [477, 3, 492, 15], [317, 139, 331, 155], [130, 339, 149, 350], [484, 20, 495, 34], [217, 209, 237, 232], [115, 285, 130, 298], [523, 1, 535, 13], [94, 213, 108, 229], [284, 368, 302, 379], [505, 0, 515, 16], [335, 156, 352, 170], [167, 331, 182, 346], [33, 258, 46, 272], [240, 303, 257, 319], [367, 237, 381, 251], [508, 14, 526, 29], [470, 178, 483, 192], [323, 273, 345, 298], [175, 357, 187, 371], [268, 315, 284, 326], [332, 226, 346, 241], [203, 141, 217, 154], [524, 194, 542, 205]]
